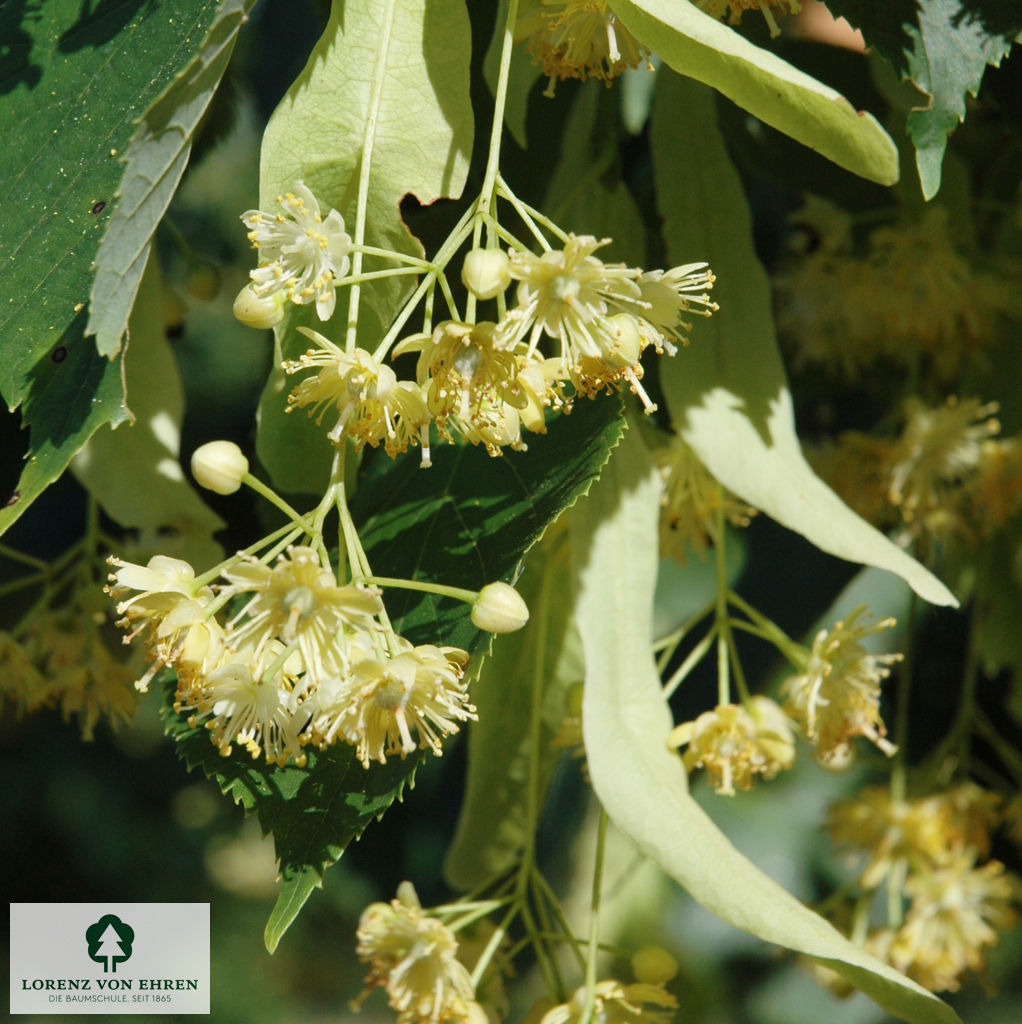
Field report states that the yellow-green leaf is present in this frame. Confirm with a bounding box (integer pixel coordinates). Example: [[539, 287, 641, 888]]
[[571, 425, 961, 1024], [611, 0, 899, 185], [254, 0, 473, 494], [651, 72, 955, 608]]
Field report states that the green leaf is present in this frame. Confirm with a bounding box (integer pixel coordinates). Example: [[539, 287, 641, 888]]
[[571, 425, 962, 1024], [164, 698, 424, 954], [71, 255, 224, 568], [443, 528, 585, 891], [0, 0, 223, 529], [168, 395, 624, 948], [86, 0, 258, 355], [0, 315, 128, 536], [609, 0, 899, 185], [824, 0, 1019, 200], [351, 396, 626, 648], [650, 72, 956, 609], [254, 0, 474, 494], [904, 0, 1014, 200]]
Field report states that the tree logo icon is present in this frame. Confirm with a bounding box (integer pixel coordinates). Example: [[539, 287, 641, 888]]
[[85, 914, 134, 973]]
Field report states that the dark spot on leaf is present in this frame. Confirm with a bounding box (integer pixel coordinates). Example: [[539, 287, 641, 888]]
[[91, 200, 106, 215], [4, 491, 20, 509], [52, 346, 68, 364]]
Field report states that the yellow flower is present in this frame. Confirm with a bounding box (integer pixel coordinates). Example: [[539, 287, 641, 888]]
[[696, 0, 802, 38], [286, 330, 431, 459], [399, 321, 524, 449], [356, 882, 477, 1024], [888, 396, 999, 529], [517, 0, 650, 91], [655, 432, 755, 562], [340, 641, 474, 768], [775, 204, 1021, 381], [179, 657, 304, 767], [220, 545, 383, 685], [539, 979, 676, 1024], [890, 851, 1022, 992], [826, 788, 953, 890], [668, 695, 795, 795], [241, 181, 351, 321], [502, 237, 714, 413], [780, 607, 900, 765]]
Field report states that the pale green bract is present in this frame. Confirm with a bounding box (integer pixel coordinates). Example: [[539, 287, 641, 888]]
[[571, 426, 962, 1024], [254, 0, 474, 494], [610, 0, 899, 185], [650, 73, 956, 608]]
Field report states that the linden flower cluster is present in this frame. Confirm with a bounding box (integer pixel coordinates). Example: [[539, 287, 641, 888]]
[[354, 882, 484, 1024], [826, 784, 1022, 992], [697, 0, 801, 38], [668, 695, 795, 795], [780, 607, 900, 766], [107, 547, 480, 769], [516, 0, 651, 93], [655, 431, 756, 563], [0, 604, 139, 741], [811, 396, 1013, 558], [775, 202, 1021, 381], [283, 234, 716, 463], [536, 979, 677, 1024]]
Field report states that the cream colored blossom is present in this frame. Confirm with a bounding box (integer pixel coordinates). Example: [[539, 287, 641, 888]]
[[340, 641, 474, 768], [286, 330, 430, 458], [539, 979, 676, 1024], [781, 606, 900, 764], [637, 264, 717, 346], [890, 851, 1022, 992], [107, 555, 217, 691], [668, 695, 795, 795], [775, 203, 1021, 381], [220, 546, 383, 684], [826, 788, 954, 890], [241, 181, 351, 320], [888, 396, 999, 527], [398, 321, 524, 446], [181, 657, 304, 767], [356, 882, 477, 1024], [518, 1, 650, 90], [502, 236, 714, 413]]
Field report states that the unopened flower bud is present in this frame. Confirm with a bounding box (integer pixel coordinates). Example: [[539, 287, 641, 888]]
[[233, 282, 285, 329], [191, 441, 249, 495], [461, 248, 511, 301], [631, 945, 678, 985], [471, 581, 529, 633]]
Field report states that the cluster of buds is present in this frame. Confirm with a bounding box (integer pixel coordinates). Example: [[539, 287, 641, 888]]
[[106, 547, 528, 769]]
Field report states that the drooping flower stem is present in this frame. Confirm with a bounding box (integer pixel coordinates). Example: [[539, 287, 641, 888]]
[[714, 500, 732, 706], [580, 809, 610, 1024], [662, 625, 716, 700], [354, 575, 477, 605], [240, 472, 311, 532], [497, 175, 561, 249]]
